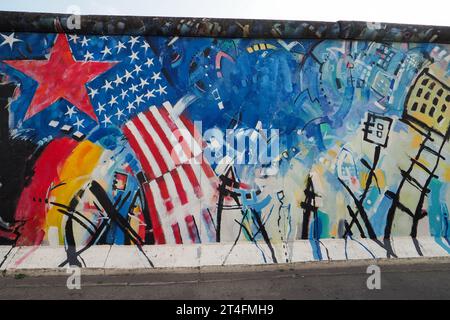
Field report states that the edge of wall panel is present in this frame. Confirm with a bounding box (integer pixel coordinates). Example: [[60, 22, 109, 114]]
[[0, 11, 449, 43]]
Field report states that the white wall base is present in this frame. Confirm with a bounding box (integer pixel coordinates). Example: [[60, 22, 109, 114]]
[[1, 237, 449, 271]]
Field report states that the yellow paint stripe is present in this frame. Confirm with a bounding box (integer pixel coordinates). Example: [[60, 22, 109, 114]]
[[45, 141, 103, 244]]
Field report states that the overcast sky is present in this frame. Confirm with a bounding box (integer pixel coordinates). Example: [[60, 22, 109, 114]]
[[0, 0, 448, 26]]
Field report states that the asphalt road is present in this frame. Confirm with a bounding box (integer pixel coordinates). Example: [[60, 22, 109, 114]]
[[1, 258, 450, 300]]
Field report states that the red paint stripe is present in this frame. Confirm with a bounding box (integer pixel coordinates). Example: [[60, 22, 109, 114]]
[[171, 223, 183, 244], [123, 124, 156, 180], [142, 183, 166, 244], [202, 209, 216, 239], [180, 115, 207, 149], [199, 155, 216, 179], [157, 176, 174, 213], [14, 137, 78, 246], [182, 163, 203, 199], [180, 116, 217, 181], [138, 215, 146, 241], [158, 107, 194, 161], [185, 215, 200, 243], [170, 169, 188, 205], [132, 116, 169, 174], [144, 110, 182, 165], [0, 230, 19, 241]]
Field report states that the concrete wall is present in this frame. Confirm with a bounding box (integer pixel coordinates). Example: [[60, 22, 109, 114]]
[[0, 12, 449, 268]]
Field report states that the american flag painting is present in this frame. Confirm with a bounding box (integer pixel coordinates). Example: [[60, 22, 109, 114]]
[[123, 102, 218, 245]]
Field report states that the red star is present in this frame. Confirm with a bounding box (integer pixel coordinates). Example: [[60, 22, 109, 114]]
[[3, 34, 116, 121]]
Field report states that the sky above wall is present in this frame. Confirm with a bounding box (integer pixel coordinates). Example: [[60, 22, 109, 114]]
[[0, 0, 448, 26]]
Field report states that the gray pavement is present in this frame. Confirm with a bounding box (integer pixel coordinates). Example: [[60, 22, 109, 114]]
[[1, 258, 450, 299]]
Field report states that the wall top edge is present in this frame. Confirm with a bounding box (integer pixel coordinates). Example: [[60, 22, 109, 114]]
[[0, 11, 449, 44]]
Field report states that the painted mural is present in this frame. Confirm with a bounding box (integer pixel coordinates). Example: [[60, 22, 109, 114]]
[[0, 31, 449, 266]]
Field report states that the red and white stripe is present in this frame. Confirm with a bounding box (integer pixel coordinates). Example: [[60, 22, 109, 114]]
[[123, 102, 218, 245]]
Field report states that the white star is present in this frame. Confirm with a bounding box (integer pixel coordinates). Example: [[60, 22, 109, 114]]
[[73, 117, 85, 130], [129, 84, 139, 93], [88, 87, 99, 99], [126, 102, 136, 113], [68, 34, 79, 43], [96, 102, 106, 115], [101, 46, 112, 58], [133, 64, 142, 75], [129, 51, 139, 62], [80, 36, 90, 47], [141, 41, 151, 53], [156, 84, 167, 95], [84, 51, 94, 61], [102, 80, 113, 92], [115, 108, 125, 120], [0, 33, 22, 49], [65, 105, 77, 118], [113, 74, 124, 86], [115, 41, 126, 53], [139, 77, 149, 88], [144, 89, 156, 99], [100, 36, 109, 40], [101, 114, 112, 127], [108, 95, 118, 106], [134, 95, 145, 106], [128, 36, 140, 49], [151, 72, 162, 83], [120, 89, 129, 100], [123, 69, 134, 82], [144, 57, 154, 68]]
